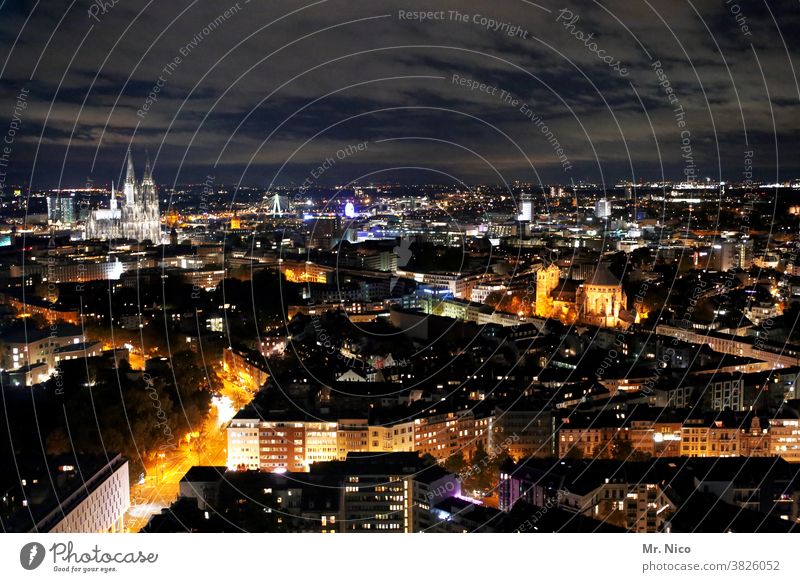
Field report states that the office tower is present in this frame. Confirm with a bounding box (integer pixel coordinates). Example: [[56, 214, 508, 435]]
[[517, 192, 532, 221], [595, 198, 612, 219]]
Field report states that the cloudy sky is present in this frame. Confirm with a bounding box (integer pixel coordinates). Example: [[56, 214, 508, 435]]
[[0, 0, 798, 189]]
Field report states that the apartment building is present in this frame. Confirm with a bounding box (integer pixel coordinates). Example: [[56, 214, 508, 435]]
[[228, 405, 494, 470], [680, 419, 740, 457], [0, 324, 85, 379]]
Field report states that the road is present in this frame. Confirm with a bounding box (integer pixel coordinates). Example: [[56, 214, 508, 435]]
[[123, 371, 252, 532], [124, 405, 229, 531]]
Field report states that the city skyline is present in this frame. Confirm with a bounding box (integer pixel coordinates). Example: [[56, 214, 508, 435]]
[[3, 0, 800, 565], [0, 1, 798, 189]]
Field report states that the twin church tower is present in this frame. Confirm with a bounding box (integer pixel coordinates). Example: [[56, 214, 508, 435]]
[[85, 150, 161, 243]]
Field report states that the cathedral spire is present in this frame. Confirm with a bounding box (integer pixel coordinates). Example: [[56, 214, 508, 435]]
[[142, 150, 155, 188], [125, 149, 136, 184], [123, 149, 136, 205]]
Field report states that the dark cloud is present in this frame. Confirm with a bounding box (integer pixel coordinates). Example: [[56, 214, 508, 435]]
[[0, 0, 797, 188]]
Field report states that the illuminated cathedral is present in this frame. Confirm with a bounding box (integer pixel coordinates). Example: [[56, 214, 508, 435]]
[[535, 263, 628, 327], [85, 151, 162, 243]]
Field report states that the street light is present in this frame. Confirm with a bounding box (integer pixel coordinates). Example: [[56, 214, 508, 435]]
[[158, 452, 166, 481]]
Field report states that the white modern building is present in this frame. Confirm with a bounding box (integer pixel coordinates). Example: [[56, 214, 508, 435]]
[[517, 192, 532, 222], [34, 455, 130, 533], [595, 198, 612, 219]]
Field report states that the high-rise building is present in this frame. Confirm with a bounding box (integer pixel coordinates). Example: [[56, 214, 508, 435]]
[[85, 151, 161, 243], [319, 452, 457, 533], [46, 193, 76, 225], [517, 192, 532, 222], [307, 215, 342, 249], [595, 198, 612, 219], [698, 239, 754, 272]]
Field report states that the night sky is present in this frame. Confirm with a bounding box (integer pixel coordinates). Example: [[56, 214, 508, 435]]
[[0, 0, 798, 190]]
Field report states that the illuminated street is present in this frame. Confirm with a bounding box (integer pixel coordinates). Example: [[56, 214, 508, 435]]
[[124, 403, 228, 531], [124, 371, 252, 531]]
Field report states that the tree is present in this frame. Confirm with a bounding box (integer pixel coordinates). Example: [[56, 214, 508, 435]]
[[45, 426, 71, 455], [444, 452, 466, 475], [564, 445, 584, 460], [488, 448, 512, 477], [629, 449, 651, 462], [630, 247, 653, 268], [41, 350, 214, 482], [464, 444, 493, 492], [419, 453, 438, 467], [609, 435, 633, 461], [170, 350, 221, 394]]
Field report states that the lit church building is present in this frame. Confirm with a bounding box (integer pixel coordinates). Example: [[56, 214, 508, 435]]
[[535, 263, 629, 328], [85, 151, 162, 243]]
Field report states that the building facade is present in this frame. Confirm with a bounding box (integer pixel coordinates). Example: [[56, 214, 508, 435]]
[[86, 151, 161, 243], [535, 263, 628, 327], [36, 455, 130, 533]]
